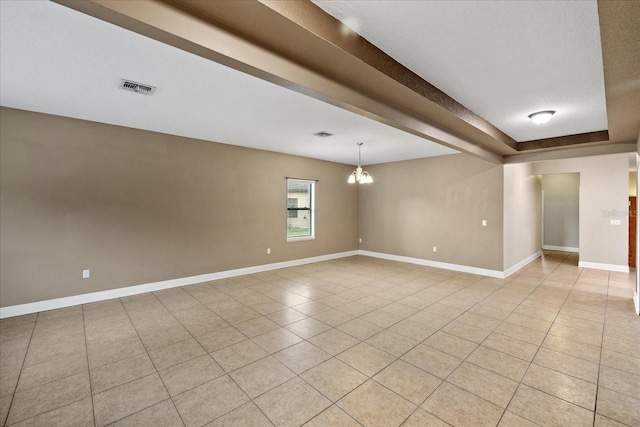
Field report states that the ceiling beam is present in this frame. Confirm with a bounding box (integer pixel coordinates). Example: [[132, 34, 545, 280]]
[[517, 130, 609, 151], [54, 0, 505, 164]]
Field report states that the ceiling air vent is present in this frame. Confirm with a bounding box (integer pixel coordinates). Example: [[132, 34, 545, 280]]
[[119, 79, 156, 96], [313, 131, 334, 138]]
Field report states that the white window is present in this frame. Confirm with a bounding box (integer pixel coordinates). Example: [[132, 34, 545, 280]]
[[286, 178, 315, 240]]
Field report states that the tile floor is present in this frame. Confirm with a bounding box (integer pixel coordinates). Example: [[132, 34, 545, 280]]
[[0, 252, 638, 426]]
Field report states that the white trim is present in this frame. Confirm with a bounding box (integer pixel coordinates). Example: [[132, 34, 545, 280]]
[[542, 245, 579, 253], [503, 251, 543, 278], [358, 250, 505, 278], [0, 250, 358, 319], [634, 291, 639, 316], [287, 236, 316, 242], [578, 261, 630, 273]]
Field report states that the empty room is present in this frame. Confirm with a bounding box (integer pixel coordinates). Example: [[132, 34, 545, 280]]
[[1, 1, 638, 427]]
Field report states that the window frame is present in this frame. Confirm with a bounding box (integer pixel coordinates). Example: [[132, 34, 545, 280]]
[[286, 178, 315, 241]]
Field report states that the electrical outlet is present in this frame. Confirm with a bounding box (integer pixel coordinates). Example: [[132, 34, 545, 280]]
[[433, 246, 437, 252], [82, 269, 90, 279], [267, 248, 271, 254], [482, 219, 487, 227], [359, 238, 362, 243], [610, 219, 621, 226]]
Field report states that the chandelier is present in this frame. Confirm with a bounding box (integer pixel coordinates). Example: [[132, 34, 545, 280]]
[[348, 142, 373, 184]]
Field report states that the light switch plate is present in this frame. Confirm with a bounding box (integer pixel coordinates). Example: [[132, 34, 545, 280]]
[[610, 219, 621, 225]]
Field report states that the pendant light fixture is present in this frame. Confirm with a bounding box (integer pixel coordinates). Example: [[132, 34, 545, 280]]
[[348, 142, 373, 184]]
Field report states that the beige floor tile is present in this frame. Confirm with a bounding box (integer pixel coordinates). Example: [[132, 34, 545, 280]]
[[602, 335, 640, 358], [304, 405, 361, 427], [338, 302, 375, 317], [360, 310, 404, 328], [312, 309, 354, 327], [596, 386, 640, 426], [110, 399, 183, 427], [284, 318, 331, 339], [512, 305, 558, 322], [173, 375, 249, 427], [8, 397, 93, 427], [229, 356, 295, 398], [7, 372, 91, 425], [293, 301, 331, 316], [533, 347, 599, 384], [400, 408, 449, 426], [159, 355, 225, 396], [301, 358, 368, 402], [598, 366, 640, 399], [508, 384, 594, 427], [17, 351, 88, 391], [522, 364, 597, 410], [498, 410, 540, 427], [541, 334, 601, 364], [593, 414, 629, 427], [548, 323, 603, 347], [136, 324, 192, 352], [254, 377, 331, 427], [469, 304, 513, 321], [0, 394, 11, 425], [388, 319, 437, 342], [407, 312, 451, 330], [467, 346, 530, 382], [235, 317, 280, 338], [441, 319, 492, 343], [309, 329, 360, 356], [196, 326, 246, 353], [456, 312, 502, 330], [447, 362, 518, 408], [216, 306, 261, 325], [423, 331, 477, 359], [482, 333, 539, 362], [273, 341, 332, 374], [493, 322, 546, 346], [206, 402, 273, 427], [212, 340, 268, 372], [266, 308, 308, 326], [251, 301, 288, 315], [600, 349, 640, 375], [401, 344, 462, 379], [93, 373, 169, 427], [337, 319, 383, 341], [365, 330, 417, 358], [379, 302, 420, 318], [337, 343, 396, 377], [373, 360, 441, 405], [171, 309, 230, 337], [504, 312, 552, 333], [90, 353, 155, 395], [148, 338, 206, 371], [422, 382, 504, 427], [338, 380, 416, 427], [86, 332, 147, 370], [251, 327, 303, 354]]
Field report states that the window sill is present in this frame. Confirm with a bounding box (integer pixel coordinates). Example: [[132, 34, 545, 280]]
[[287, 236, 316, 242]]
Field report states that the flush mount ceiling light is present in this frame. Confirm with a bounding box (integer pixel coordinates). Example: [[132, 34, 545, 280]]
[[348, 142, 373, 184], [528, 110, 555, 124]]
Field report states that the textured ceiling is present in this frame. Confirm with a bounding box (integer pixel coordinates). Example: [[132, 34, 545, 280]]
[[0, 1, 456, 166], [313, 0, 609, 143]]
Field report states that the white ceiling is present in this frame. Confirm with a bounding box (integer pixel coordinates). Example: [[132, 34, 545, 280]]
[[0, 0, 456, 166], [313, 0, 608, 142]]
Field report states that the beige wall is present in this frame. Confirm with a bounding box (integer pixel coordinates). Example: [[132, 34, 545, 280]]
[[542, 174, 580, 249], [503, 163, 541, 270], [0, 108, 358, 307], [533, 153, 629, 268], [629, 171, 637, 196], [359, 154, 504, 271]]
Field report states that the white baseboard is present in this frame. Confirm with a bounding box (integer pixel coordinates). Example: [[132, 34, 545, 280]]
[[542, 245, 579, 253], [0, 250, 359, 319], [358, 250, 505, 279], [578, 261, 630, 273], [634, 291, 639, 315], [503, 251, 543, 278]]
